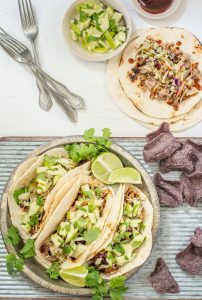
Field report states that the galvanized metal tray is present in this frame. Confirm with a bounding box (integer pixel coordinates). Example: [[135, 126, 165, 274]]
[[0, 137, 202, 299]]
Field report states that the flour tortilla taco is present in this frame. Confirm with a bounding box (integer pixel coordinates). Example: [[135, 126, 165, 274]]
[[35, 174, 121, 270], [8, 147, 91, 240], [87, 184, 153, 279], [119, 27, 202, 119]]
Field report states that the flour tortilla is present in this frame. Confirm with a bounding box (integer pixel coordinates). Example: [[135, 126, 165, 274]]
[[119, 27, 202, 119], [88, 184, 153, 280], [107, 30, 202, 131], [35, 175, 117, 270], [8, 147, 90, 240]]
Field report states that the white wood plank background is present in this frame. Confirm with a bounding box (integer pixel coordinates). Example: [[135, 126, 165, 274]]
[[0, 0, 201, 137]]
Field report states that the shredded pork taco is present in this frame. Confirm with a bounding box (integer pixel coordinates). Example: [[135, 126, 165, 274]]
[[35, 174, 119, 269], [8, 147, 90, 240]]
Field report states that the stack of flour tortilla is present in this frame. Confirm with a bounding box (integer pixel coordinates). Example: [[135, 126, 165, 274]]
[[107, 27, 202, 131]]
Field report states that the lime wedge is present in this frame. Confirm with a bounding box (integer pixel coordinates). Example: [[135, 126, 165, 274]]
[[108, 167, 142, 184], [59, 266, 88, 287], [91, 153, 123, 184]]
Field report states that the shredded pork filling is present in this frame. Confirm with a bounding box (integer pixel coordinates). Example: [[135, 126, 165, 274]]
[[128, 37, 202, 110]]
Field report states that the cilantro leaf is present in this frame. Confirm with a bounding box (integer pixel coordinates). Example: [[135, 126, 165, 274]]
[[64, 128, 112, 163], [28, 213, 39, 226], [86, 267, 108, 299], [13, 187, 26, 204], [47, 262, 60, 279], [83, 227, 100, 244], [109, 276, 128, 300], [5, 225, 20, 247], [19, 239, 35, 259], [36, 196, 43, 206], [6, 253, 24, 275]]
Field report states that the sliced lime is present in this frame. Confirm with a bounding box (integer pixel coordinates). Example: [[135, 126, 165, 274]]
[[108, 167, 142, 184], [59, 266, 88, 287], [91, 153, 123, 184]]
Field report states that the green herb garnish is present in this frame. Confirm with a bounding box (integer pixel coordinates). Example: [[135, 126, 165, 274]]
[[83, 227, 100, 244], [6, 253, 24, 275], [13, 187, 26, 204], [5, 225, 20, 247], [64, 128, 112, 164], [47, 262, 60, 279], [19, 239, 35, 259]]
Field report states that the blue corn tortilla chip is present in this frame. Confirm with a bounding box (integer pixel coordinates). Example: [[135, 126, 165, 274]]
[[176, 243, 202, 275], [153, 174, 183, 208], [160, 140, 202, 175], [191, 228, 202, 256], [144, 123, 181, 162], [146, 122, 170, 142], [149, 258, 180, 294], [181, 173, 202, 207]]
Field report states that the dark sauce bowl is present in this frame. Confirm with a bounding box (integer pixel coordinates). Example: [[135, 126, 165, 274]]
[[133, 0, 181, 19]]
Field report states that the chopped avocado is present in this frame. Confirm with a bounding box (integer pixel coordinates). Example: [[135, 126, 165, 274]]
[[65, 227, 79, 244], [70, 0, 127, 54], [21, 214, 31, 233], [67, 211, 76, 220], [51, 233, 63, 248], [133, 202, 141, 217], [81, 184, 90, 192], [112, 12, 123, 23], [116, 255, 127, 266], [28, 202, 40, 217], [122, 244, 133, 260], [58, 222, 71, 237], [76, 217, 88, 227], [106, 6, 114, 17], [18, 192, 30, 201], [98, 12, 109, 32], [131, 234, 145, 249], [71, 244, 87, 259], [88, 213, 97, 224]]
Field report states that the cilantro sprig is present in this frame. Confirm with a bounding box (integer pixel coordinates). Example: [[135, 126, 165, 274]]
[[4, 226, 36, 275], [47, 262, 60, 279], [5, 225, 20, 247], [85, 267, 128, 300], [64, 128, 112, 164]]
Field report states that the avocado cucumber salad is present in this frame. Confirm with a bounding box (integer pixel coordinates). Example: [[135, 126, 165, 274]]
[[70, 0, 128, 54]]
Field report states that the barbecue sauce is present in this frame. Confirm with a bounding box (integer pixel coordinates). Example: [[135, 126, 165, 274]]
[[137, 0, 174, 14]]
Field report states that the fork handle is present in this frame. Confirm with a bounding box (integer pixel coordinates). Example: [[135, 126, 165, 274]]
[[31, 41, 53, 111], [34, 66, 85, 110], [30, 64, 78, 122]]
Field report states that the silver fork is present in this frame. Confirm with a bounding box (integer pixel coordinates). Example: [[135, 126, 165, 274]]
[[18, 0, 52, 111], [18, 0, 85, 111], [0, 29, 78, 122]]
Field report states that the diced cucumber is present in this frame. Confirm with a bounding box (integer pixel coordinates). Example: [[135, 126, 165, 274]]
[[72, 244, 87, 259], [122, 244, 133, 260], [58, 222, 71, 237], [98, 12, 109, 32], [106, 6, 114, 18], [18, 192, 30, 201], [65, 227, 79, 244], [51, 233, 63, 248], [104, 31, 115, 49], [71, 23, 81, 35], [112, 12, 123, 23], [28, 202, 40, 217]]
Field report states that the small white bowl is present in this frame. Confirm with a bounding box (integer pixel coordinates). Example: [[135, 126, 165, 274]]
[[62, 0, 131, 62], [133, 0, 182, 19]]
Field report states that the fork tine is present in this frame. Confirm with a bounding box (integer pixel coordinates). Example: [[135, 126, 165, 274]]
[[25, 0, 32, 26], [21, 0, 29, 27], [18, 0, 25, 28], [28, 0, 36, 25], [0, 38, 21, 55], [0, 33, 26, 51]]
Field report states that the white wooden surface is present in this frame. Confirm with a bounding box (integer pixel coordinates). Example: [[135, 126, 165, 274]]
[[0, 0, 201, 138]]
